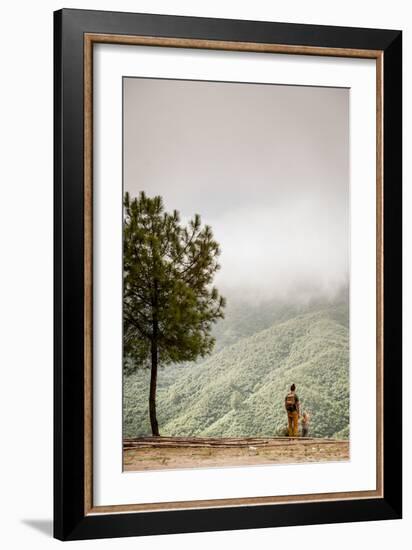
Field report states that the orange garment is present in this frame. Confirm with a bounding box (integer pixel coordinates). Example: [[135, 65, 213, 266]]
[[287, 411, 299, 437]]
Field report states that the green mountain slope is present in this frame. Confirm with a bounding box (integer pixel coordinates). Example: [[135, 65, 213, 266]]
[[123, 302, 349, 439]]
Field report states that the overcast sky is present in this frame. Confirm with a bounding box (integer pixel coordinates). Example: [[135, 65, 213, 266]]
[[124, 77, 349, 303]]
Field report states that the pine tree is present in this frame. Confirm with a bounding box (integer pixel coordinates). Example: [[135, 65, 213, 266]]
[[123, 191, 226, 436]]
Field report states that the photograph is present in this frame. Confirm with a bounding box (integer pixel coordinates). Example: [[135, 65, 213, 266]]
[[51, 8, 401, 541], [122, 76, 350, 471]]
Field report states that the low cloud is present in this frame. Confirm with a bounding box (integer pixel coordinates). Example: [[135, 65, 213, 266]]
[[210, 197, 348, 304], [124, 77, 349, 304]]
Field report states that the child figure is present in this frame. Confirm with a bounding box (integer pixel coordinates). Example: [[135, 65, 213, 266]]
[[301, 411, 310, 437]]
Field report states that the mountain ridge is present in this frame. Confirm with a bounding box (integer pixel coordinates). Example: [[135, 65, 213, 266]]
[[123, 301, 349, 439]]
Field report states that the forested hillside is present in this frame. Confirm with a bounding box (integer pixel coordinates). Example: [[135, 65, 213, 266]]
[[123, 299, 350, 439]]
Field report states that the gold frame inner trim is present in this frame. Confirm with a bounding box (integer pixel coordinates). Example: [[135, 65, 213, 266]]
[[84, 33, 384, 515]]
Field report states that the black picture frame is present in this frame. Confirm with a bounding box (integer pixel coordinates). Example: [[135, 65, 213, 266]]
[[54, 8, 402, 541]]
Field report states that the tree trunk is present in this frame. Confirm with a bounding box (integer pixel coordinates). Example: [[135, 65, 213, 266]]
[[149, 339, 160, 436], [149, 272, 160, 437]]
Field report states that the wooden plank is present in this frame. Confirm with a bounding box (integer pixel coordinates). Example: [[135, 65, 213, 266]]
[[123, 436, 349, 450]]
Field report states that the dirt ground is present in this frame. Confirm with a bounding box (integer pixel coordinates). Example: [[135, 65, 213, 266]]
[[123, 436, 349, 471]]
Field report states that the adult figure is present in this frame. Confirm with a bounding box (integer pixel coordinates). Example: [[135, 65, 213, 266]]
[[285, 384, 300, 437]]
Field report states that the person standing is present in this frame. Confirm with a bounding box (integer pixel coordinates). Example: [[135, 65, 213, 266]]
[[285, 384, 300, 437]]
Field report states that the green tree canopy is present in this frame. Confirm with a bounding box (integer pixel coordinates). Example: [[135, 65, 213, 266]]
[[123, 191, 225, 435]]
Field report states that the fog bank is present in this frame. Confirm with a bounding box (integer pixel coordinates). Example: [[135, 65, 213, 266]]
[[124, 77, 349, 303]]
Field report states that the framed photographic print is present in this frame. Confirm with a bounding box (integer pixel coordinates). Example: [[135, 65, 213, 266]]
[[54, 9, 402, 541]]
